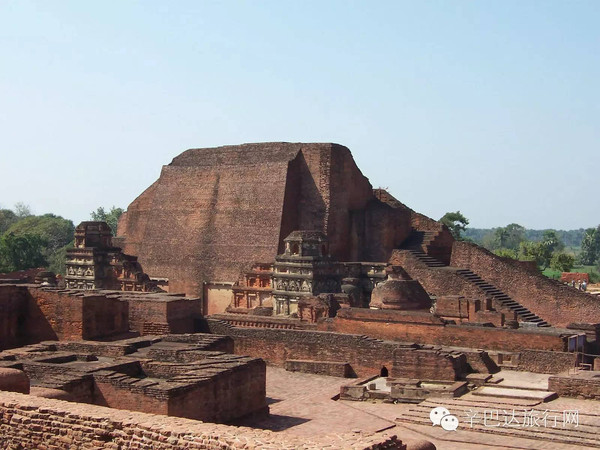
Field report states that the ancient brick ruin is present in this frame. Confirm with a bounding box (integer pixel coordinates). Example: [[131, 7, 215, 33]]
[[0, 334, 266, 423], [3, 142, 600, 448], [66, 222, 161, 292]]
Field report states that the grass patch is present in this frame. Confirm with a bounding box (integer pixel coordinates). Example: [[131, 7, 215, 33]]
[[542, 268, 562, 280]]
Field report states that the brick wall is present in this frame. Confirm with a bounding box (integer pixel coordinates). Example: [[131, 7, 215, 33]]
[[285, 360, 354, 377], [206, 319, 397, 377], [549, 374, 600, 400], [27, 288, 129, 341], [81, 295, 129, 339], [209, 312, 315, 330], [320, 308, 569, 352], [0, 286, 201, 351], [0, 391, 404, 449], [392, 348, 467, 381], [0, 285, 31, 349], [118, 143, 415, 299], [125, 295, 201, 335], [451, 241, 600, 327], [390, 250, 483, 299], [517, 350, 579, 374], [167, 359, 267, 422]]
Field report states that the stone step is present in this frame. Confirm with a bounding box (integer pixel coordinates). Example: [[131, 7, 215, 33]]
[[456, 269, 550, 326], [471, 386, 557, 402], [396, 412, 600, 447]]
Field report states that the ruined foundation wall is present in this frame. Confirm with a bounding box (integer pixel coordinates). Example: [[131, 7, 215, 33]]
[[26, 288, 129, 341], [128, 297, 201, 335], [548, 375, 600, 400], [451, 241, 600, 327], [167, 359, 267, 422], [0, 391, 404, 449], [319, 308, 568, 352], [206, 319, 397, 377], [0, 285, 31, 349], [517, 350, 579, 374]]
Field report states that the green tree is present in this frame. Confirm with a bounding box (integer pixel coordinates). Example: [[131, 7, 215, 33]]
[[6, 214, 74, 254], [494, 248, 518, 259], [541, 230, 564, 254], [580, 227, 600, 265], [0, 233, 47, 272], [13, 202, 32, 218], [0, 209, 18, 234], [440, 211, 469, 240], [550, 252, 575, 273], [481, 232, 497, 250], [90, 206, 124, 236], [519, 241, 546, 269], [495, 223, 526, 251]]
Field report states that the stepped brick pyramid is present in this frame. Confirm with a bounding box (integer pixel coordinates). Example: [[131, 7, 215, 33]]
[[118, 142, 600, 327], [117, 143, 414, 296]]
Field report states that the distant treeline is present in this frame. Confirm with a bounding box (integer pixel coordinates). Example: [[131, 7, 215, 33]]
[[464, 228, 586, 248]]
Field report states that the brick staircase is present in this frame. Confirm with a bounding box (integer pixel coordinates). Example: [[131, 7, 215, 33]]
[[401, 231, 448, 267], [455, 269, 550, 327], [401, 230, 440, 252], [399, 230, 551, 327], [405, 249, 447, 268], [396, 396, 600, 448]]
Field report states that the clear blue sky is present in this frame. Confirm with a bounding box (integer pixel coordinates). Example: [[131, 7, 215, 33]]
[[1, 1, 598, 230]]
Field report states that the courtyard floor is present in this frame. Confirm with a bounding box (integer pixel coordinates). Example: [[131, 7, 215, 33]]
[[237, 366, 600, 449]]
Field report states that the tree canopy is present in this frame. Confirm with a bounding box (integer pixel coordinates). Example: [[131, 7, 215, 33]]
[[440, 211, 469, 240], [494, 223, 526, 251], [0, 204, 74, 275], [0, 232, 47, 272], [580, 226, 600, 265], [6, 214, 74, 253], [0, 209, 18, 234], [550, 252, 575, 273], [90, 206, 124, 236]]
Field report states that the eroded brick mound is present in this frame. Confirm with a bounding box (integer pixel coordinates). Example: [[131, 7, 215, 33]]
[[0, 368, 29, 394], [371, 278, 432, 310], [29, 387, 72, 401], [118, 142, 413, 296]]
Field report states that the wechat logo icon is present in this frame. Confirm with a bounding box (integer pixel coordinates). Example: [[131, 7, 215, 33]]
[[430, 406, 459, 431]]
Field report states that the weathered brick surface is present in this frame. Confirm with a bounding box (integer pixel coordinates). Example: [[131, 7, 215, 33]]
[[206, 318, 400, 377], [450, 241, 600, 327], [0, 368, 29, 394], [390, 250, 484, 300], [284, 359, 354, 377], [0, 286, 202, 350], [118, 143, 413, 298], [516, 349, 579, 374], [0, 285, 30, 349], [549, 373, 600, 400], [127, 295, 201, 334], [207, 315, 574, 375], [0, 336, 267, 424], [321, 307, 569, 352], [0, 391, 405, 449], [391, 348, 467, 381]]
